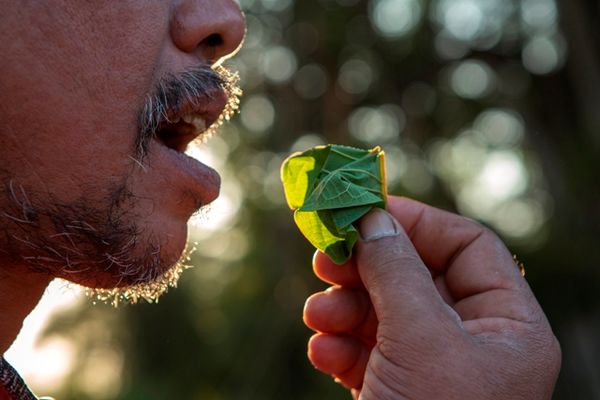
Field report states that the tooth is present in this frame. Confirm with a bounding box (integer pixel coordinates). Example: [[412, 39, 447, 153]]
[[182, 114, 194, 124], [192, 116, 207, 132], [170, 116, 181, 124]]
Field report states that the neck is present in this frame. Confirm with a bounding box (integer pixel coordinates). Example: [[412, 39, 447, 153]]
[[0, 266, 51, 354]]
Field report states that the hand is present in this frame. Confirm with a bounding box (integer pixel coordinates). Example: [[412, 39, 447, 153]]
[[303, 196, 561, 399]]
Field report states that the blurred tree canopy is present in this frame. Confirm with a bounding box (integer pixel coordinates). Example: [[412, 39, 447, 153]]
[[33, 0, 600, 398]]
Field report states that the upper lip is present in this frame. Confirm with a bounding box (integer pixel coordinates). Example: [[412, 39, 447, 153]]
[[156, 86, 228, 152]]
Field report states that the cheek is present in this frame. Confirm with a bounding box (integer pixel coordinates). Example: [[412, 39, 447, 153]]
[[0, 2, 170, 202]]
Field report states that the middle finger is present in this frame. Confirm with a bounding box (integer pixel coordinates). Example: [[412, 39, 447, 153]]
[[304, 287, 375, 338]]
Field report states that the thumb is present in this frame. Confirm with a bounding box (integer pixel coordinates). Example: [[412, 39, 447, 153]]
[[356, 208, 452, 328]]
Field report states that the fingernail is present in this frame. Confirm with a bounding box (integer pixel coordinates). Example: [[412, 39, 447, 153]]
[[359, 208, 400, 242]]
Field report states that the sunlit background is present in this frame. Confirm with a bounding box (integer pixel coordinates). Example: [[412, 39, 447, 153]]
[[6, 0, 600, 398]]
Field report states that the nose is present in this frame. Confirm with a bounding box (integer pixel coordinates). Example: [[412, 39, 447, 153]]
[[170, 0, 246, 64]]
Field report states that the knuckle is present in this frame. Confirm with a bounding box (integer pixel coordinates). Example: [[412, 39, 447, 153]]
[[459, 216, 503, 248], [359, 237, 422, 272], [519, 321, 562, 371]]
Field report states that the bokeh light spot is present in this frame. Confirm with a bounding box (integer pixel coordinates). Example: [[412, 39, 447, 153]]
[[383, 145, 408, 188], [493, 198, 545, 238], [520, 0, 558, 31], [369, 0, 424, 38], [522, 35, 566, 75], [449, 59, 496, 99], [477, 150, 528, 200], [260, 46, 298, 84], [348, 105, 405, 144], [338, 58, 374, 95], [474, 108, 525, 147], [78, 348, 123, 398], [240, 95, 276, 133], [443, 0, 484, 41], [290, 133, 326, 153]]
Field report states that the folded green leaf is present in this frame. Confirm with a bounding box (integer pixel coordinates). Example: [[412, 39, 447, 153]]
[[281, 145, 387, 264]]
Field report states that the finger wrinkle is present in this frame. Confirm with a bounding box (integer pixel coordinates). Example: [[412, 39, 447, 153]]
[[335, 344, 370, 389], [446, 227, 485, 269], [404, 204, 425, 241], [347, 289, 373, 333]]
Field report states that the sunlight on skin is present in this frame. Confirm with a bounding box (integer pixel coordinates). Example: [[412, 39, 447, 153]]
[[4, 142, 238, 392], [188, 176, 242, 238], [187, 137, 243, 237]]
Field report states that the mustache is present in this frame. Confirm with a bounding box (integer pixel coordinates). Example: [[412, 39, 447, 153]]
[[136, 65, 240, 159]]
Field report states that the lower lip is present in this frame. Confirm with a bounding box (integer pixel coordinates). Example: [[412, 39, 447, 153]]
[[151, 139, 221, 211]]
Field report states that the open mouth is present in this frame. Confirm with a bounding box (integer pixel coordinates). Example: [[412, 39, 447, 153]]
[[149, 66, 242, 154], [137, 66, 242, 213], [155, 88, 228, 153], [157, 111, 213, 152]]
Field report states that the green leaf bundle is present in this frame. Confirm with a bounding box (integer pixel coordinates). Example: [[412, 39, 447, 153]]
[[281, 145, 387, 264]]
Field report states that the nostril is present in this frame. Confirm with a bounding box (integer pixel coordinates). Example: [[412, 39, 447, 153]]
[[170, 0, 246, 62], [200, 34, 225, 61], [202, 33, 223, 48]]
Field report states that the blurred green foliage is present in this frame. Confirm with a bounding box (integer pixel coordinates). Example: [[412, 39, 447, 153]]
[[38, 0, 600, 398]]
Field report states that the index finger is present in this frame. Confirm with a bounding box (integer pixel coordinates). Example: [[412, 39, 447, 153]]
[[386, 196, 528, 303]]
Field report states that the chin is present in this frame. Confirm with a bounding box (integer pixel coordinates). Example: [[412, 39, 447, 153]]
[[56, 215, 190, 290]]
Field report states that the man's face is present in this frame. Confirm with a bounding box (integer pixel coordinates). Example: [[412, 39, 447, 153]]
[[0, 1, 245, 293]]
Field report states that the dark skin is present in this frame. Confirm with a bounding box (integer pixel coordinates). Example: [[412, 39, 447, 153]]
[[304, 196, 561, 399], [0, 269, 50, 354]]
